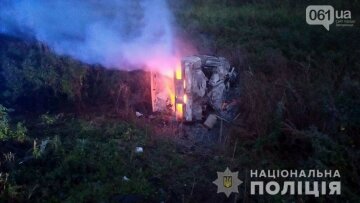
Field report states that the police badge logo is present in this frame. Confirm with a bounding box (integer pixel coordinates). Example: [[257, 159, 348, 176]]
[[213, 167, 243, 197], [223, 176, 232, 188]]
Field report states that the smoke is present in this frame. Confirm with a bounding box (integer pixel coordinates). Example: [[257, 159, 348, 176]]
[[0, 0, 182, 71]]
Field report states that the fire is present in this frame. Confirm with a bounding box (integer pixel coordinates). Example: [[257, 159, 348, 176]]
[[164, 76, 175, 110], [150, 58, 180, 115], [176, 103, 183, 119], [147, 40, 196, 119], [169, 61, 182, 108], [175, 65, 182, 80], [145, 37, 196, 120]]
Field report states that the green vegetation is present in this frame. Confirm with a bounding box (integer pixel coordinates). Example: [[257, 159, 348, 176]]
[[0, 114, 231, 202], [172, 0, 360, 201], [0, 105, 27, 142]]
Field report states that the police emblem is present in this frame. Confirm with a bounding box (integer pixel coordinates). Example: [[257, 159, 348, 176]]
[[223, 176, 232, 188], [213, 167, 243, 197]]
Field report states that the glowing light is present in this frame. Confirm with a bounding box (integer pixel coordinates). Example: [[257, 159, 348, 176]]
[[183, 94, 187, 104], [164, 77, 175, 109], [175, 63, 182, 80], [183, 80, 186, 89], [149, 57, 181, 113], [176, 103, 183, 119]]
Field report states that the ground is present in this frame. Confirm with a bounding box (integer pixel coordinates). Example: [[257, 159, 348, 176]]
[[0, 110, 244, 202]]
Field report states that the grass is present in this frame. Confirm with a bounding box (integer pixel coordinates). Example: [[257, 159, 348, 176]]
[[0, 0, 359, 202], [0, 113, 233, 202], [174, 0, 360, 202]]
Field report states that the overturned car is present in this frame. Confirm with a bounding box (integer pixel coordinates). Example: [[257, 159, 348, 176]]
[[151, 55, 236, 123]]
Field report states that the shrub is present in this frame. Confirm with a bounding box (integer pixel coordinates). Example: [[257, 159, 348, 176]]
[[0, 105, 10, 140], [0, 104, 27, 142]]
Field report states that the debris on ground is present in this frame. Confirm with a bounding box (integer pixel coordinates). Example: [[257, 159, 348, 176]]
[[135, 111, 144, 118], [123, 176, 130, 181], [135, 146, 144, 153], [203, 114, 217, 129]]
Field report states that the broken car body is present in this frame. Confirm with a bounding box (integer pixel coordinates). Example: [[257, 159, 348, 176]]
[[151, 55, 236, 122]]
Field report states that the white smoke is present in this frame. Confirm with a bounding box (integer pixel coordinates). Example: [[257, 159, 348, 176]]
[[0, 0, 177, 70]]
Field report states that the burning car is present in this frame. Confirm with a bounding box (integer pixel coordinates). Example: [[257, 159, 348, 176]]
[[151, 55, 236, 122]]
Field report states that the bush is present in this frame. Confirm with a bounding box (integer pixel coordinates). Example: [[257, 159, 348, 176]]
[[0, 104, 27, 142], [12, 122, 27, 142], [0, 105, 10, 140]]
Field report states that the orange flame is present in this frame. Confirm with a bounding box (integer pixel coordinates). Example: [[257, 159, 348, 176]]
[[175, 63, 182, 80], [176, 103, 183, 119], [149, 55, 186, 119], [164, 76, 175, 110]]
